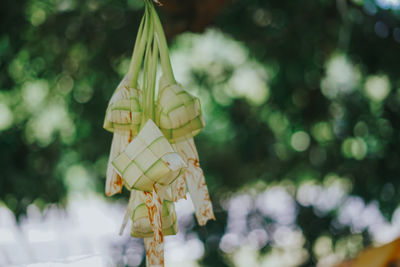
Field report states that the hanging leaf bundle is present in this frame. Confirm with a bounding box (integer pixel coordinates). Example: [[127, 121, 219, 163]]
[[103, 1, 215, 265]]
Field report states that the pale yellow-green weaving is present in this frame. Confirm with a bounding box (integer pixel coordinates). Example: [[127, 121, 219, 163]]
[[112, 119, 187, 192], [156, 82, 205, 143], [103, 82, 142, 136], [131, 192, 177, 238]]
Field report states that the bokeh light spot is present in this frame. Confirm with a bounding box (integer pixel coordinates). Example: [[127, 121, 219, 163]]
[[229, 64, 269, 105], [342, 137, 367, 160], [30, 9, 46, 26], [57, 75, 74, 94], [22, 80, 49, 111], [311, 122, 334, 143], [354, 121, 369, 137], [313, 236, 333, 259], [375, 0, 400, 9], [364, 74, 391, 102], [65, 165, 92, 192], [374, 21, 389, 38], [73, 83, 94, 103], [321, 54, 361, 99], [291, 131, 310, 152], [0, 103, 13, 131]]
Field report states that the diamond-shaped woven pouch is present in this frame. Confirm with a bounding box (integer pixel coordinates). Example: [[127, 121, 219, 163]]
[[104, 74, 142, 196], [112, 119, 186, 192], [156, 83, 205, 143], [130, 191, 177, 238], [103, 80, 142, 136]]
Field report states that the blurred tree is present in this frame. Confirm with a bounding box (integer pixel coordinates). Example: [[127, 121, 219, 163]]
[[1, 0, 400, 266]]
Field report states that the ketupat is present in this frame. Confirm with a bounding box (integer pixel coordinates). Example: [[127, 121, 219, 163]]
[[131, 193, 178, 238], [112, 119, 186, 192], [104, 73, 141, 196], [103, 0, 214, 266], [156, 78, 205, 143]]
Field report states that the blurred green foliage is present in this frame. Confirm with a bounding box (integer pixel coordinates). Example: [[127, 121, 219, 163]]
[[1, 0, 400, 266]]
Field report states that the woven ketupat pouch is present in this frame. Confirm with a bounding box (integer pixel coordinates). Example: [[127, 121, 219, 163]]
[[156, 82, 204, 144], [112, 119, 186, 192], [103, 74, 142, 196], [130, 191, 178, 238], [103, 82, 142, 136]]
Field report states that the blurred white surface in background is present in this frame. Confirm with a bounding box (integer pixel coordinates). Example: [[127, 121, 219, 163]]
[[0, 194, 201, 267], [1, 183, 400, 267]]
